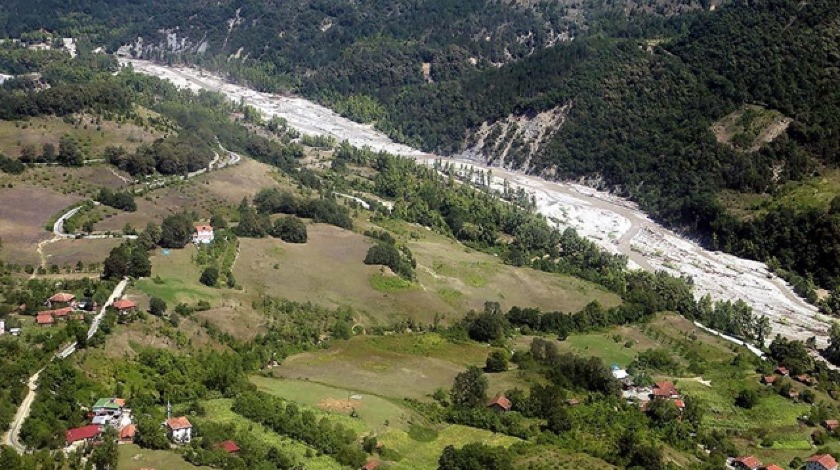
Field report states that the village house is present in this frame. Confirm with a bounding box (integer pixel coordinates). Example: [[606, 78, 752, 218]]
[[786, 388, 800, 400], [166, 416, 193, 444], [112, 299, 137, 314], [93, 397, 126, 416], [487, 394, 512, 413], [36, 313, 54, 327], [216, 439, 240, 455], [760, 375, 776, 385], [823, 420, 840, 432], [775, 366, 790, 376], [48, 292, 75, 308], [806, 454, 839, 470], [652, 381, 680, 399], [796, 374, 818, 386], [65, 424, 101, 446], [192, 224, 215, 245], [119, 424, 136, 443], [732, 455, 763, 470], [39, 307, 73, 321], [763, 464, 784, 470]]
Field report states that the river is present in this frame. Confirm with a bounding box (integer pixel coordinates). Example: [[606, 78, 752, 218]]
[[121, 58, 834, 348]]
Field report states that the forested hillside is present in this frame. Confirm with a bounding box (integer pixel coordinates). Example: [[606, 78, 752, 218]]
[[5, 0, 840, 290]]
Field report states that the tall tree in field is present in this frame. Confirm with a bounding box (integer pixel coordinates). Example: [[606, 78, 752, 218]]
[[160, 213, 193, 248], [450, 366, 488, 409]]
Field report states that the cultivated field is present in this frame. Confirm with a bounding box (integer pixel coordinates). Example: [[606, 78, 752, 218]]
[[0, 184, 81, 265], [249, 375, 521, 470], [0, 114, 160, 158], [273, 333, 529, 400], [41, 237, 122, 268], [235, 221, 621, 326]]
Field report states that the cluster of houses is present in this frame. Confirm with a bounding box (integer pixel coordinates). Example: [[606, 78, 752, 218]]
[[65, 397, 136, 448], [760, 366, 820, 401], [732, 453, 837, 470], [34, 292, 137, 327], [617, 369, 686, 415]]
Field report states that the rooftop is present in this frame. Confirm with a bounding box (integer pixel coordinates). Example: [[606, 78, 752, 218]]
[[166, 416, 192, 430]]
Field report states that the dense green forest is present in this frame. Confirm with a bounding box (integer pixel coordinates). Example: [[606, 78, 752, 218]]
[[3, 0, 840, 289]]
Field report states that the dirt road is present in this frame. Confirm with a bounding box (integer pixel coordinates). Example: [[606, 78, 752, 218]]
[[1, 278, 129, 453]]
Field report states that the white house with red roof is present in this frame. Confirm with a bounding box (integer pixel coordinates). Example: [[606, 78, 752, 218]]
[[732, 455, 762, 470], [166, 416, 193, 444], [192, 224, 214, 245], [111, 299, 137, 313]]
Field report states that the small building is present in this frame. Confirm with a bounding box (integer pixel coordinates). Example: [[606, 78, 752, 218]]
[[775, 366, 790, 376], [806, 454, 839, 470], [652, 381, 679, 399], [566, 398, 580, 406], [48, 292, 75, 307], [93, 397, 126, 416], [673, 399, 686, 411], [733, 455, 763, 470], [796, 374, 818, 386], [763, 465, 784, 470], [192, 224, 214, 245], [111, 299, 137, 313], [761, 376, 776, 385], [166, 416, 193, 444], [611, 364, 629, 380], [36, 313, 54, 327], [786, 389, 800, 400], [487, 394, 512, 413], [119, 424, 136, 443], [216, 439, 240, 455], [9, 327, 21, 336], [823, 420, 840, 432], [66, 424, 101, 446], [40, 307, 73, 321], [0, 319, 4, 336]]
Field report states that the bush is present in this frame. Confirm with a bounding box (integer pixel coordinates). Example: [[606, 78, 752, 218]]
[[149, 297, 167, 316], [485, 351, 509, 372], [735, 388, 759, 409], [200, 266, 219, 287], [272, 216, 307, 243]]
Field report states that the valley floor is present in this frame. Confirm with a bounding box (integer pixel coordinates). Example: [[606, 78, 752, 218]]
[[123, 58, 831, 349]]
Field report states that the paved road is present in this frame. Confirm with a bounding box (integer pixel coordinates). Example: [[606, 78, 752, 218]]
[[1, 278, 129, 453]]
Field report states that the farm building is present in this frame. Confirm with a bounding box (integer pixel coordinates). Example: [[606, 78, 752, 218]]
[[66, 425, 101, 446], [487, 394, 512, 413], [806, 454, 838, 470]]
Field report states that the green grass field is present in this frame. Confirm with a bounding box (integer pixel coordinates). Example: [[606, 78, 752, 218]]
[[118, 444, 211, 470], [199, 399, 345, 470], [251, 375, 419, 432], [275, 334, 527, 400], [134, 246, 223, 305]]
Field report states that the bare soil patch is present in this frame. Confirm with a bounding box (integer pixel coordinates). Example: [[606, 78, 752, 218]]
[[0, 184, 81, 265]]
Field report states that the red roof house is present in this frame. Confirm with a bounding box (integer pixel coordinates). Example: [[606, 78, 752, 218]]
[[761, 375, 776, 385], [673, 399, 686, 410], [216, 439, 240, 454], [36, 313, 54, 326], [652, 381, 679, 399], [823, 420, 840, 432], [49, 292, 75, 304], [119, 424, 136, 442], [112, 299, 137, 311], [487, 394, 512, 412], [796, 374, 818, 386], [66, 425, 101, 445], [775, 366, 789, 376], [806, 454, 838, 470], [39, 307, 73, 319], [762, 465, 784, 470], [733, 455, 762, 470]]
